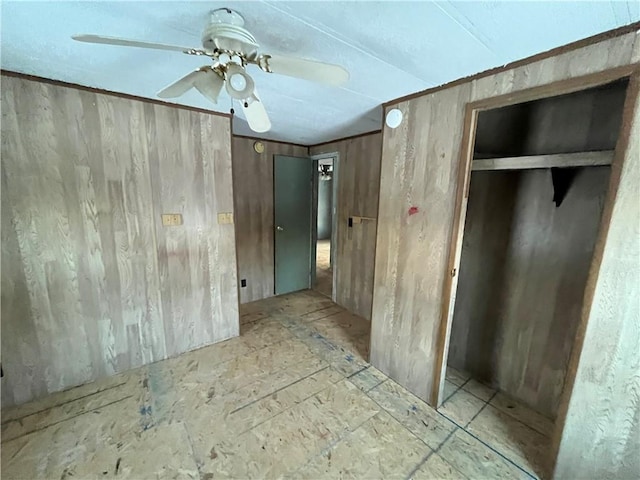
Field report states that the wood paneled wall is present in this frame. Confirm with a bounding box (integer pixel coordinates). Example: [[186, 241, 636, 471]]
[[231, 136, 307, 304], [449, 168, 610, 419], [1, 74, 239, 407], [232, 133, 382, 318], [310, 133, 382, 320], [370, 82, 472, 396], [370, 30, 637, 405], [552, 74, 640, 480]]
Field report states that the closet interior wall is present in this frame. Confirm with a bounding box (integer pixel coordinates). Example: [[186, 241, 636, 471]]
[[449, 167, 611, 418]]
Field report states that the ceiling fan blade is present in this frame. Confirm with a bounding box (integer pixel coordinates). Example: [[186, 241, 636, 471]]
[[242, 91, 271, 133], [193, 68, 225, 104], [72, 34, 192, 53], [259, 54, 349, 87], [157, 69, 205, 98]]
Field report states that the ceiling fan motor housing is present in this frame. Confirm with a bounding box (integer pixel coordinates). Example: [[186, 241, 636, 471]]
[[202, 9, 259, 57]]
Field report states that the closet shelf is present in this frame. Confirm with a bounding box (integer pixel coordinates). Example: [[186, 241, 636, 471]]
[[471, 150, 614, 171]]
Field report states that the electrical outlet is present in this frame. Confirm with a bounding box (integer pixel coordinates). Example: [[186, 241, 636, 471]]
[[217, 212, 234, 224], [161, 214, 183, 226]]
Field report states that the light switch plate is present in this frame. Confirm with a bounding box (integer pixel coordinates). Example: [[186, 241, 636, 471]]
[[217, 212, 234, 225], [161, 213, 183, 226]]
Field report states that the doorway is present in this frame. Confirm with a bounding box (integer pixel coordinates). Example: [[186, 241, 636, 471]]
[[273, 152, 339, 298], [311, 153, 338, 299], [314, 156, 334, 298], [435, 75, 631, 478]]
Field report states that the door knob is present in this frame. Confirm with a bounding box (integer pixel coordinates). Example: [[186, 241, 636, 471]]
[[276, 225, 284, 231]]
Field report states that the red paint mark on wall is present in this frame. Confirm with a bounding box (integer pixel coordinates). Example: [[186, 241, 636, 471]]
[[408, 206, 419, 216]]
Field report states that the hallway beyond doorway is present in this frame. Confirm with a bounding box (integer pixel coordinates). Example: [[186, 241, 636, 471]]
[[315, 239, 332, 298]]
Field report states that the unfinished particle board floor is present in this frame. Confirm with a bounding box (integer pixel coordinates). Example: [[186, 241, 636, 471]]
[[2, 290, 549, 479]]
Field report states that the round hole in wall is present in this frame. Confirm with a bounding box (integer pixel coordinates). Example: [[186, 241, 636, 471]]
[[385, 109, 403, 129]]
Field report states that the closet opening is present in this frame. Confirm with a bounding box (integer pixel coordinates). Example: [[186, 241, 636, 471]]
[[436, 76, 630, 478]]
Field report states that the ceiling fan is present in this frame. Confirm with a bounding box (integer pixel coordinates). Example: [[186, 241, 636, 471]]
[[72, 8, 350, 133]]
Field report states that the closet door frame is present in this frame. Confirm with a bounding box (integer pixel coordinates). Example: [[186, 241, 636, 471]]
[[433, 63, 639, 461]]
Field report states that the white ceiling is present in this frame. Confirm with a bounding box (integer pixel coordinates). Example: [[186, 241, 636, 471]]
[[2, 1, 638, 145]]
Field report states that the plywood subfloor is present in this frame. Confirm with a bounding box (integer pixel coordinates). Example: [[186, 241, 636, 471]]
[[441, 366, 555, 478], [315, 239, 333, 298], [3, 291, 545, 479]]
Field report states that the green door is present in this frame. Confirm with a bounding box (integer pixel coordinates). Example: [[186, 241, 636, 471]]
[[274, 155, 313, 295]]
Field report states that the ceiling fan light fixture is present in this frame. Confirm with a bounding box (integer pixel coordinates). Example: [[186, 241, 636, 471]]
[[224, 63, 254, 99], [230, 73, 247, 91], [193, 67, 225, 104]]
